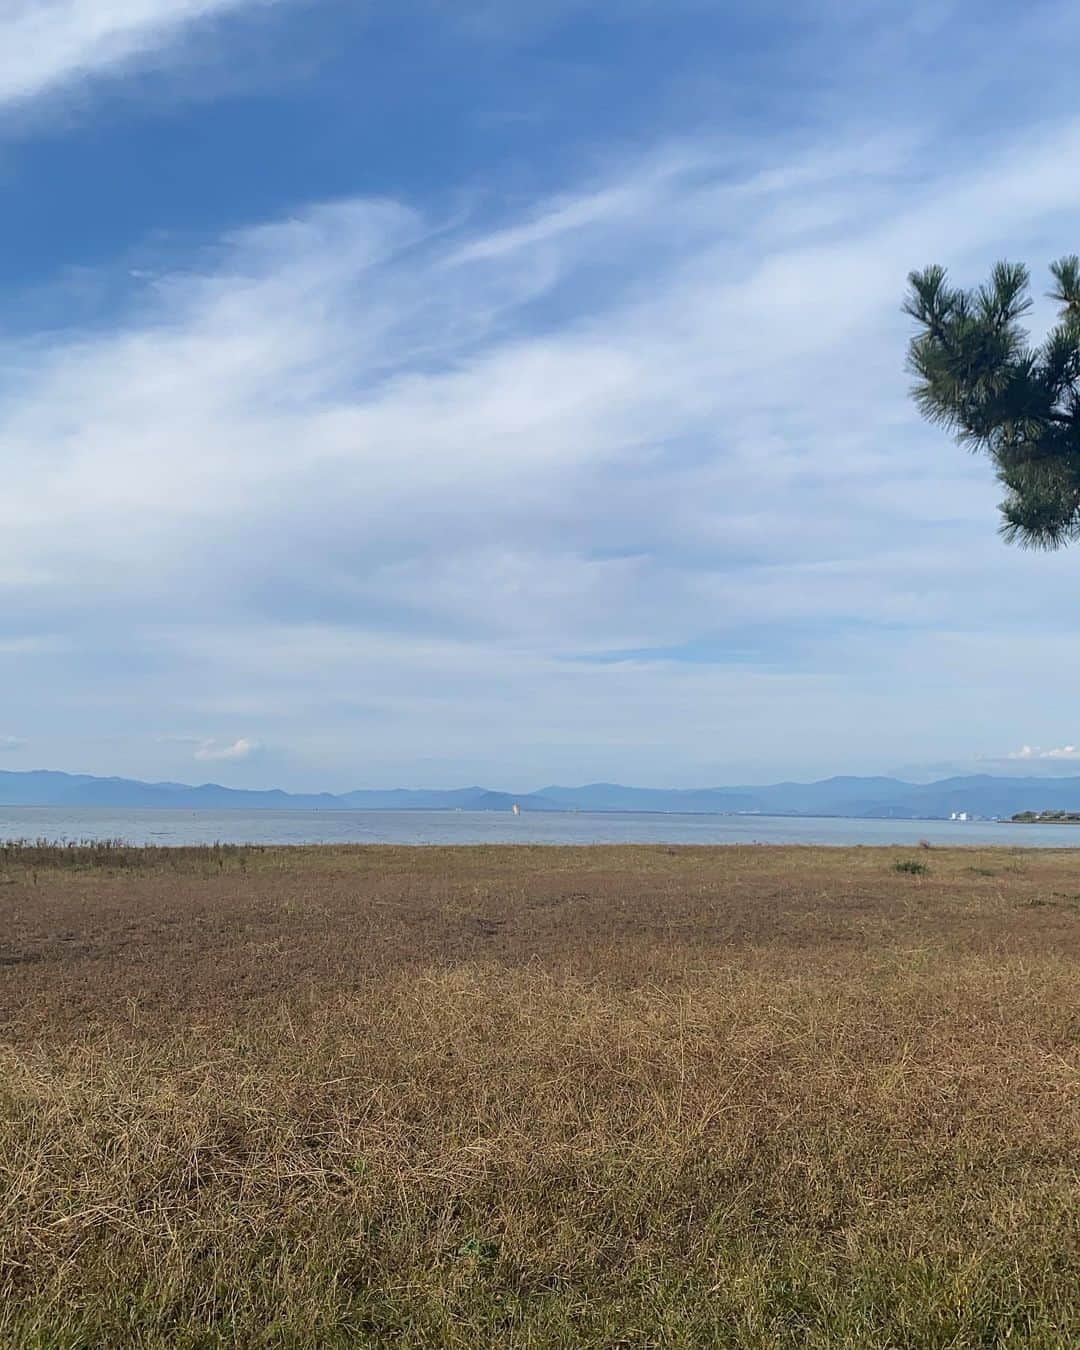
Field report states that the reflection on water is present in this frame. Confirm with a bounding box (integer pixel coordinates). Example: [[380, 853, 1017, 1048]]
[[0, 807, 1076, 848]]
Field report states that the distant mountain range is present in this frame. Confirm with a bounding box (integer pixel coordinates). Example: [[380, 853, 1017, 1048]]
[[1, 769, 1080, 820]]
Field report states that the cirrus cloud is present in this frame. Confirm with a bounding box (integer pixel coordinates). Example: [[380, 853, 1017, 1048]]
[[0, 0, 290, 110], [5, 8, 1080, 787]]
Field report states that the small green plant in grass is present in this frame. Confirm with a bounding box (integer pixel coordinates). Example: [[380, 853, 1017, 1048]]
[[456, 1238, 500, 1261], [893, 859, 929, 875]]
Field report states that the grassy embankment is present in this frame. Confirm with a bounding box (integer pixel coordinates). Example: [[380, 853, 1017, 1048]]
[[0, 842, 1077, 1347]]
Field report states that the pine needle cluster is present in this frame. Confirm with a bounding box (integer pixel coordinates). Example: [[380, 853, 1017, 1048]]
[[905, 256, 1080, 548]]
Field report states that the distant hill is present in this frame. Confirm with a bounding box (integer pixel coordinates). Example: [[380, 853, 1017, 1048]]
[[538, 783, 757, 813], [0, 771, 342, 810], [336, 787, 559, 811], [0, 769, 1079, 819]]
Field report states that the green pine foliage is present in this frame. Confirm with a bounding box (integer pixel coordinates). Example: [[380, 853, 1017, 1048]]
[[905, 256, 1080, 548]]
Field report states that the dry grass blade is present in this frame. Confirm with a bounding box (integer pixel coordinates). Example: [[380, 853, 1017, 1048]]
[[0, 844, 1077, 1346]]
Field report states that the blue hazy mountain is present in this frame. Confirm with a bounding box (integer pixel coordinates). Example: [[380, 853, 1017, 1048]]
[[536, 777, 910, 815], [539, 776, 1080, 818], [0, 769, 1079, 818], [537, 783, 759, 813], [337, 787, 559, 811], [0, 773, 558, 813], [0, 771, 343, 809]]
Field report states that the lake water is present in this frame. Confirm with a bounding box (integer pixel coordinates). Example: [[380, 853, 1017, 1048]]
[[0, 807, 1078, 848]]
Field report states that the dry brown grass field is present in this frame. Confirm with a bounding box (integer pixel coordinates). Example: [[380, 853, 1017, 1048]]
[[0, 842, 1077, 1347]]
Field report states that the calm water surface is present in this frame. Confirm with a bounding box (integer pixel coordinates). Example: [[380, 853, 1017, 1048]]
[[0, 807, 1078, 848]]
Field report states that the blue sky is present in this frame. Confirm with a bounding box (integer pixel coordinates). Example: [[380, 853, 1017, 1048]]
[[3, 0, 1080, 791]]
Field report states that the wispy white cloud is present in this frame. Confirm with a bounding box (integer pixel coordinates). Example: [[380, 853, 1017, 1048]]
[[193, 737, 261, 762], [159, 733, 263, 761], [0, 736, 26, 753], [4, 93, 1080, 783], [0, 0, 285, 108], [1009, 745, 1080, 762]]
